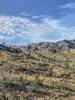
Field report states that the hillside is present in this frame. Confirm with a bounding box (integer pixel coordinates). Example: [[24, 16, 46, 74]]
[[0, 40, 75, 100]]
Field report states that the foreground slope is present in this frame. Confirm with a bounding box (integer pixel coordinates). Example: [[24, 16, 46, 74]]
[[0, 40, 75, 100]]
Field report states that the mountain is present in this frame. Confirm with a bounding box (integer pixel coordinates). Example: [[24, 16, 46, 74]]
[[24, 39, 75, 52], [0, 44, 22, 53], [1, 39, 75, 52]]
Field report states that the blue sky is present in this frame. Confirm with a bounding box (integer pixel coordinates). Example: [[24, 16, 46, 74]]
[[0, 0, 75, 45]]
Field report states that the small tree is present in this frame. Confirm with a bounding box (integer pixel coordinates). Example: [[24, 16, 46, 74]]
[[1, 94, 8, 100], [48, 67, 53, 76]]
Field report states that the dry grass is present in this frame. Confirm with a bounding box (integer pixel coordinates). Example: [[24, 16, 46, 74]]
[[0, 49, 75, 99]]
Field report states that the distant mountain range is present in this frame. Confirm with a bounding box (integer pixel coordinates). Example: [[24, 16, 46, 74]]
[[24, 39, 75, 52], [0, 39, 75, 52]]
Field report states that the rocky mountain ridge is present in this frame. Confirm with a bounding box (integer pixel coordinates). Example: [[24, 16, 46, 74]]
[[23, 39, 75, 52], [0, 39, 75, 52]]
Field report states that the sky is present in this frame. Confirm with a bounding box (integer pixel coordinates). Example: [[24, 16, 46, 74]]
[[0, 0, 75, 45]]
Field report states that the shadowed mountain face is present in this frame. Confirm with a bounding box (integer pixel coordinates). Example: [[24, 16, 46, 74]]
[[0, 44, 22, 53]]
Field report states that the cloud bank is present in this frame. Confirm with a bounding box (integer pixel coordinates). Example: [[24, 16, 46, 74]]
[[59, 2, 75, 9], [0, 14, 75, 45]]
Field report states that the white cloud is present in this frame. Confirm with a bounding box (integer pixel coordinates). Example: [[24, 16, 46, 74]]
[[0, 14, 75, 44], [59, 2, 75, 9], [20, 12, 31, 17]]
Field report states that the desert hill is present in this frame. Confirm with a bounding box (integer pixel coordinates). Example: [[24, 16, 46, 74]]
[[0, 40, 75, 100]]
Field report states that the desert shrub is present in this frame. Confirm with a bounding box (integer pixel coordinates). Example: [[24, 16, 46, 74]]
[[0, 94, 8, 100], [15, 95, 20, 100]]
